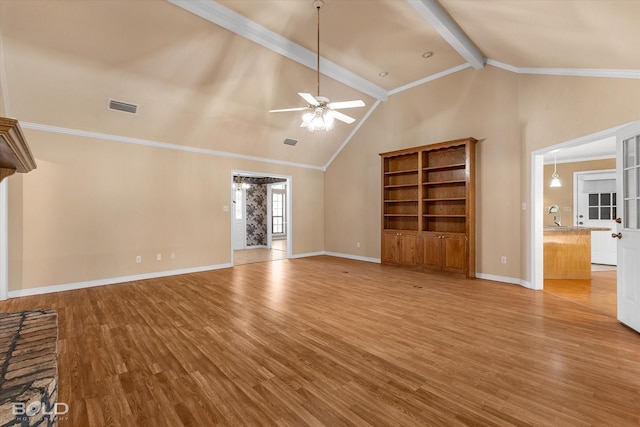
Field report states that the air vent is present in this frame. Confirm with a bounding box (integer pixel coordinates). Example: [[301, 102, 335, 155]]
[[283, 138, 297, 146], [108, 99, 138, 114]]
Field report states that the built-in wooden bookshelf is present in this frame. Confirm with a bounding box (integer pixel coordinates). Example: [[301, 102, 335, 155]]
[[380, 138, 477, 278]]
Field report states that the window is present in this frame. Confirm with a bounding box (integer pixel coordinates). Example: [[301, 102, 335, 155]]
[[272, 186, 285, 235], [588, 192, 617, 220]]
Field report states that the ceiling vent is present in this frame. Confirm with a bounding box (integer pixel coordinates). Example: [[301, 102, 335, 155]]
[[108, 99, 138, 114], [283, 138, 298, 146]]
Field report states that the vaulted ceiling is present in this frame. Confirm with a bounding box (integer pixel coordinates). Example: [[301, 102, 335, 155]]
[[1, 0, 638, 169]]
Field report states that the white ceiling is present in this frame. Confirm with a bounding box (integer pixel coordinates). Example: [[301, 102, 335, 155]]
[[544, 136, 616, 164]]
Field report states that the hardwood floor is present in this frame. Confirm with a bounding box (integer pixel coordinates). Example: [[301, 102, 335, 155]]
[[1, 256, 639, 426], [234, 240, 288, 265], [544, 271, 617, 318]]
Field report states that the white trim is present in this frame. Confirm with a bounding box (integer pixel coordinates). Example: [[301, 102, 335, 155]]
[[166, 0, 388, 101], [388, 64, 472, 96], [324, 251, 381, 263], [487, 59, 640, 79], [476, 273, 533, 289], [244, 245, 268, 250], [7, 263, 232, 298], [551, 154, 616, 164], [406, 0, 485, 70], [290, 251, 325, 259], [0, 180, 8, 301], [323, 100, 382, 170], [20, 122, 324, 171]]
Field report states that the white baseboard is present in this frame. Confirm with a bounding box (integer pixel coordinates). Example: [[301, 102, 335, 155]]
[[476, 273, 534, 289], [8, 259, 533, 299], [291, 251, 325, 259], [324, 251, 381, 264], [245, 245, 268, 249], [8, 263, 233, 298]]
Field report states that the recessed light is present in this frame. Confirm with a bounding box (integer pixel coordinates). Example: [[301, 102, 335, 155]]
[[422, 51, 434, 59], [378, 71, 389, 77]]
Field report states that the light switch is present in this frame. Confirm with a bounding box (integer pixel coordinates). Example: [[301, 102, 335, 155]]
[[223, 205, 229, 211]]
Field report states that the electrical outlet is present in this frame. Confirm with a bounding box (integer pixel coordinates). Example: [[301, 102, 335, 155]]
[[356, 242, 361, 248], [563, 206, 571, 212], [501, 256, 507, 264], [522, 202, 526, 210], [171, 252, 176, 259], [136, 256, 142, 263], [156, 253, 162, 261]]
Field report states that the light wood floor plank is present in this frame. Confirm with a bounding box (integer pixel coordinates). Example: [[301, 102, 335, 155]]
[[1, 256, 639, 426]]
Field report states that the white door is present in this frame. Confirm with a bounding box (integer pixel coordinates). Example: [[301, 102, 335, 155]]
[[575, 171, 617, 265], [616, 121, 640, 333], [232, 187, 246, 250]]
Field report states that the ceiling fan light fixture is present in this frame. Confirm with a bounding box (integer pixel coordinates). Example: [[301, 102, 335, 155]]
[[268, 0, 364, 131], [301, 107, 334, 132]]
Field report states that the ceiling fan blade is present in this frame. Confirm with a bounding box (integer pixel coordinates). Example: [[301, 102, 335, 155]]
[[332, 110, 356, 124], [328, 100, 365, 110], [269, 107, 308, 113], [298, 92, 320, 106]]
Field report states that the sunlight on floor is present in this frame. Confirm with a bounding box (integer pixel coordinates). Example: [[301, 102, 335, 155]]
[[234, 239, 287, 265]]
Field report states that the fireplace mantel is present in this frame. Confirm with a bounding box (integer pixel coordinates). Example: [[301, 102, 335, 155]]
[[0, 117, 37, 183]]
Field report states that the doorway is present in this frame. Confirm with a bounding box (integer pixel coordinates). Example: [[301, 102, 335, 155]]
[[532, 127, 625, 316], [231, 171, 292, 266]]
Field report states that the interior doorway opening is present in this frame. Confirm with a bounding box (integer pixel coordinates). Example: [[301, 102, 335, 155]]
[[231, 171, 292, 266], [532, 125, 627, 317]]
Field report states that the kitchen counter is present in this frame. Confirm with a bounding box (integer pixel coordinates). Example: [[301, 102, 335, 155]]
[[543, 226, 612, 232], [543, 226, 612, 279]]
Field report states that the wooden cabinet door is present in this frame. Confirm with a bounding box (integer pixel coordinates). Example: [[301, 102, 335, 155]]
[[382, 232, 401, 264], [420, 233, 442, 269], [442, 234, 467, 274], [400, 233, 418, 266]]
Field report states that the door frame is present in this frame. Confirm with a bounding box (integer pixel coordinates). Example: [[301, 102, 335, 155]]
[[230, 170, 292, 266], [531, 122, 632, 291]]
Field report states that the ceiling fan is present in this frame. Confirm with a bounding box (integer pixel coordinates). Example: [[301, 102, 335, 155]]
[[269, 0, 365, 132]]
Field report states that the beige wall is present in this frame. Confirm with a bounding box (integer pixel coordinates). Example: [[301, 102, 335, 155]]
[[325, 66, 639, 283], [7, 67, 640, 292], [325, 66, 523, 278], [543, 159, 616, 227], [8, 129, 324, 291]]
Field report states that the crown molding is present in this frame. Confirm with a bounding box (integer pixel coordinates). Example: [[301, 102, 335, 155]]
[[487, 59, 640, 79], [166, 0, 388, 101], [20, 122, 324, 171], [407, 0, 485, 70]]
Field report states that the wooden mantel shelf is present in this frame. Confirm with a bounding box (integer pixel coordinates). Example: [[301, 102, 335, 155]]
[[0, 117, 37, 182]]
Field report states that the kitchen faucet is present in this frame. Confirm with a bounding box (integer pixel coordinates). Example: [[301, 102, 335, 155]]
[[547, 205, 561, 226]]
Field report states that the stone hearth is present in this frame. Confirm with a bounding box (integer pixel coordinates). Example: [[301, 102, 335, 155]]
[[0, 310, 59, 427]]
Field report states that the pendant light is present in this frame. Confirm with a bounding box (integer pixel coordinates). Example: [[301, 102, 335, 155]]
[[550, 156, 562, 187]]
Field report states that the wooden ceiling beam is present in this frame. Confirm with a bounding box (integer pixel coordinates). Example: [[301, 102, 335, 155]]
[[407, 0, 485, 70]]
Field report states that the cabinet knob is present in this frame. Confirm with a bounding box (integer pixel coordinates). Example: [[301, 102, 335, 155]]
[[611, 232, 622, 239], [615, 218, 622, 224]]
